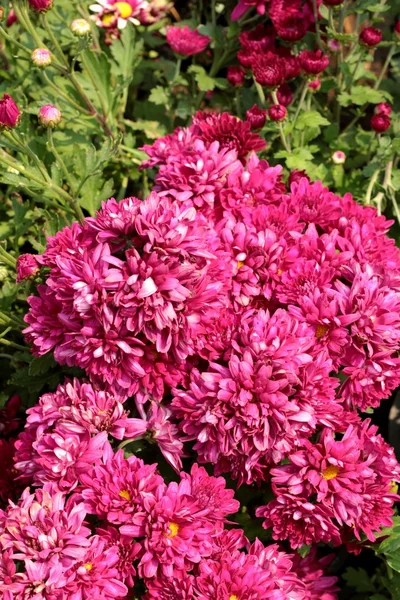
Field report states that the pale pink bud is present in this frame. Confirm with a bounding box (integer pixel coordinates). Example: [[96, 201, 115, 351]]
[[38, 104, 61, 128], [31, 48, 52, 68], [332, 150, 346, 164]]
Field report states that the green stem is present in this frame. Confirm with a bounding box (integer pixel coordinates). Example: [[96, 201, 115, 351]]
[[272, 90, 291, 153], [118, 436, 144, 450], [0, 311, 25, 329], [347, 52, 364, 90], [0, 149, 77, 207], [211, 0, 217, 26], [312, 0, 324, 51], [194, 48, 230, 110], [14, 3, 44, 48], [173, 57, 182, 83], [68, 71, 114, 137], [235, 89, 241, 118], [372, 159, 393, 215], [41, 72, 91, 114], [7, 131, 51, 184], [254, 79, 266, 106], [0, 338, 27, 351], [0, 24, 31, 55], [292, 82, 308, 127], [365, 167, 380, 205], [374, 45, 395, 89], [0, 246, 17, 268], [47, 130, 84, 222], [41, 13, 69, 67]]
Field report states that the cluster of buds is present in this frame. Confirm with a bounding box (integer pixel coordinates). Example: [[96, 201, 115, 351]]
[[371, 102, 392, 133]]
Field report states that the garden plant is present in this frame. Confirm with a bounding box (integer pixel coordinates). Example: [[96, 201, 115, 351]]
[[1, 0, 400, 598]]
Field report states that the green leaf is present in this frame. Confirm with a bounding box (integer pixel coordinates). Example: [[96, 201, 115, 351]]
[[338, 86, 392, 107], [295, 111, 330, 130], [318, 4, 330, 19], [342, 567, 376, 593], [188, 65, 216, 92], [149, 85, 170, 105], [297, 544, 311, 558], [29, 354, 57, 377], [80, 50, 112, 113]]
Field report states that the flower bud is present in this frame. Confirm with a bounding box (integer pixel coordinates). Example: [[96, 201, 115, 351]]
[[332, 150, 346, 164], [371, 113, 391, 133], [0, 7, 4, 22], [27, 0, 53, 12], [71, 18, 91, 36], [395, 21, 400, 37], [308, 78, 321, 92], [276, 83, 293, 106], [375, 102, 392, 116], [359, 26, 382, 47], [268, 104, 287, 122], [16, 254, 39, 283], [38, 104, 61, 128], [31, 48, 52, 68], [227, 66, 246, 87], [6, 9, 17, 27], [328, 39, 341, 52], [0, 94, 21, 130], [245, 105, 267, 131]]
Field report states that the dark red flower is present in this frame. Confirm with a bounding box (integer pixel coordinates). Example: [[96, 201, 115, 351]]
[[166, 25, 210, 57], [239, 24, 276, 53], [0, 395, 21, 437], [245, 105, 267, 130], [268, 104, 287, 122], [227, 66, 246, 87], [276, 83, 293, 106], [237, 49, 257, 69], [288, 169, 310, 186], [270, 0, 310, 41], [16, 254, 40, 282], [6, 9, 17, 26], [371, 113, 391, 133], [193, 111, 266, 163], [0, 94, 21, 130], [359, 26, 382, 47], [308, 78, 321, 91], [395, 20, 400, 35], [252, 53, 286, 88], [27, 0, 53, 11], [375, 102, 392, 116], [300, 49, 330, 75]]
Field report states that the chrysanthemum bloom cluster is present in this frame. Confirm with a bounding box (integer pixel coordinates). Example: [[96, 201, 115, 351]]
[[257, 421, 400, 548], [89, 0, 170, 42], [22, 109, 400, 557]]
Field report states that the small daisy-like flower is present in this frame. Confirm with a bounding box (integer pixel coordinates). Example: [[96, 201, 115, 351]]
[[89, 0, 143, 30]]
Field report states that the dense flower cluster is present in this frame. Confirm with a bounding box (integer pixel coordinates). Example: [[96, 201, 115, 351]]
[[7, 109, 399, 594]]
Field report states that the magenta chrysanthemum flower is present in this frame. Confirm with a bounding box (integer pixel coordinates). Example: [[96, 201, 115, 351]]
[[144, 571, 195, 600], [292, 548, 339, 600], [173, 308, 318, 484], [24, 194, 224, 400], [192, 111, 266, 164], [95, 526, 141, 588], [80, 442, 164, 525], [0, 485, 90, 565], [166, 25, 210, 56], [62, 535, 128, 599]]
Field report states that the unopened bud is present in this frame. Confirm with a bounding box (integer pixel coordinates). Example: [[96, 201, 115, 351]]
[[71, 18, 91, 36], [332, 151, 346, 164], [38, 104, 61, 128], [31, 48, 52, 68]]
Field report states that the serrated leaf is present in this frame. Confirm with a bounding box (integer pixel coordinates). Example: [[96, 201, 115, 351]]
[[188, 65, 216, 92], [338, 86, 392, 107], [295, 111, 330, 130], [29, 354, 57, 376], [149, 85, 170, 106]]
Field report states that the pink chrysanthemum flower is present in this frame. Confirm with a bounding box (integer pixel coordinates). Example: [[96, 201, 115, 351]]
[[140, 127, 194, 169], [289, 178, 342, 228], [144, 571, 195, 600], [192, 111, 266, 164], [95, 526, 141, 588], [24, 194, 224, 400], [166, 25, 210, 56], [256, 493, 342, 548], [63, 535, 128, 599], [292, 548, 339, 600], [0, 485, 90, 565], [122, 479, 215, 577], [173, 308, 317, 484], [80, 442, 164, 525], [154, 139, 242, 212]]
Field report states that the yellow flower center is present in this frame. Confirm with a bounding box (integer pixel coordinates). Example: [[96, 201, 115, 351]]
[[114, 1, 133, 18], [102, 13, 116, 26], [229, 596, 240, 600], [277, 268, 282, 275], [316, 323, 329, 339], [322, 465, 340, 480], [390, 481, 399, 494], [83, 563, 93, 571], [237, 261, 244, 269], [165, 522, 179, 538], [119, 489, 131, 501]]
